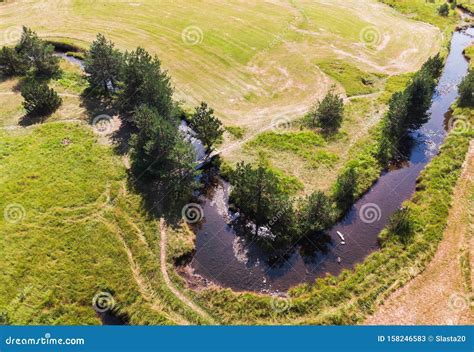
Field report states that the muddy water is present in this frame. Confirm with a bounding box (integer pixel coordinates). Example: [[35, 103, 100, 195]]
[[188, 27, 474, 293]]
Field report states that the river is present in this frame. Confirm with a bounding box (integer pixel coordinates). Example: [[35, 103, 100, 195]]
[[186, 26, 474, 294]]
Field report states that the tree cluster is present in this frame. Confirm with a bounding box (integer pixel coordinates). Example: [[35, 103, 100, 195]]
[[378, 55, 443, 164], [84, 34, 224, 209], [0, 26, 61, 78], [0, 27, 62, 118], [230, 161, 336, 250]]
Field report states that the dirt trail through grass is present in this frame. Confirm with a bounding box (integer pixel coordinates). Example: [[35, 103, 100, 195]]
[[159, 219, 217, 325], [366, 141, 474, 325]]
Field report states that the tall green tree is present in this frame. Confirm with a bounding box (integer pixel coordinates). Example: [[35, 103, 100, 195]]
[[311, 90, 344, 133], [130, 104, 197, 207], [297, 191, 334, 237], [15, 26, 60, 77], [0, 47, 28, 76], [20, 79, 62, 116], [84, 34, 122, 95], [231, 161, 296, 248], [119, 47, 173, 121], [332, 167, 357, 212], [190, 102, 224, 154], [404, 73, 433, 129]]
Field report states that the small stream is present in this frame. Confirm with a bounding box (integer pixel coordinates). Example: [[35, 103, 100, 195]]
[[55, 25, 473, 295], [187, 27, 474, 293]]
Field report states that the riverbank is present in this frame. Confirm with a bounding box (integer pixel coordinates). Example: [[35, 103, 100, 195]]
[[182, 24, 474, 293], [366, 141, 473, 325]]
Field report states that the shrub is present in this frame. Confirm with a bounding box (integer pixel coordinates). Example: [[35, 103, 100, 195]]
[[311, 90, 344, 134], [458, 70, 474, 107], [438, 3, 449, 16], [387, 208, 414, 245], [0, 47, 28, 76], [20, 79, 62, 116]]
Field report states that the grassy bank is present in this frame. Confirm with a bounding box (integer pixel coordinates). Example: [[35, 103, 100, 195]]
[[0, 123, 210, 325]]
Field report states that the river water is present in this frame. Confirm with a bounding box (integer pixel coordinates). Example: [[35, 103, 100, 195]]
[[187, 27, 474, 294]]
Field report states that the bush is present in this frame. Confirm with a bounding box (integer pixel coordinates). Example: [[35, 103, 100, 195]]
[[20, 79, 62, 116], [311, 90, 344, 134], [0, 47, 28, 76], [438, 3, 449, 16], [332, 167, 357, 212], [387, 208, 414, 245], [458, 70, 474, 107], [297, 191, 334, 237]]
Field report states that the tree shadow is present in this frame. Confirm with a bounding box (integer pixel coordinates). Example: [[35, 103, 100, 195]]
[[18, 113, 49, 126]]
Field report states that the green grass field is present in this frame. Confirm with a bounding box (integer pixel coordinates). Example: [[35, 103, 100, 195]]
[[1, 0, 444, 130]]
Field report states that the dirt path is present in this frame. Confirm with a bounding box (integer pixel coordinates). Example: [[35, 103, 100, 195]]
[[366, 142, 474, 325], [159, 219, 217, 325]]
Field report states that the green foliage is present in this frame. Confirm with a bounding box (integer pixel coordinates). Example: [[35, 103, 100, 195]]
[[296, 191, 334, 237], [316, 60, 385, 96], [118, 47, 173, 119], [458, 70, 474, 107], [20, 79, 62, 116], [387, 208, 414, 245], [225, 126, 246, 139], [130, 104, 197, 209], [190, 102, 224, 153], [378, 56, 441, 164], [84, 33, 122, 95], [332, 167, 357, 212], [0, 47, 28, 76], [15, 26, 61, 78], [311, 90, 344, 134], [247, 131, 338, 168], [438, 3, 449, 16], [230, 161, 296, 249]]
